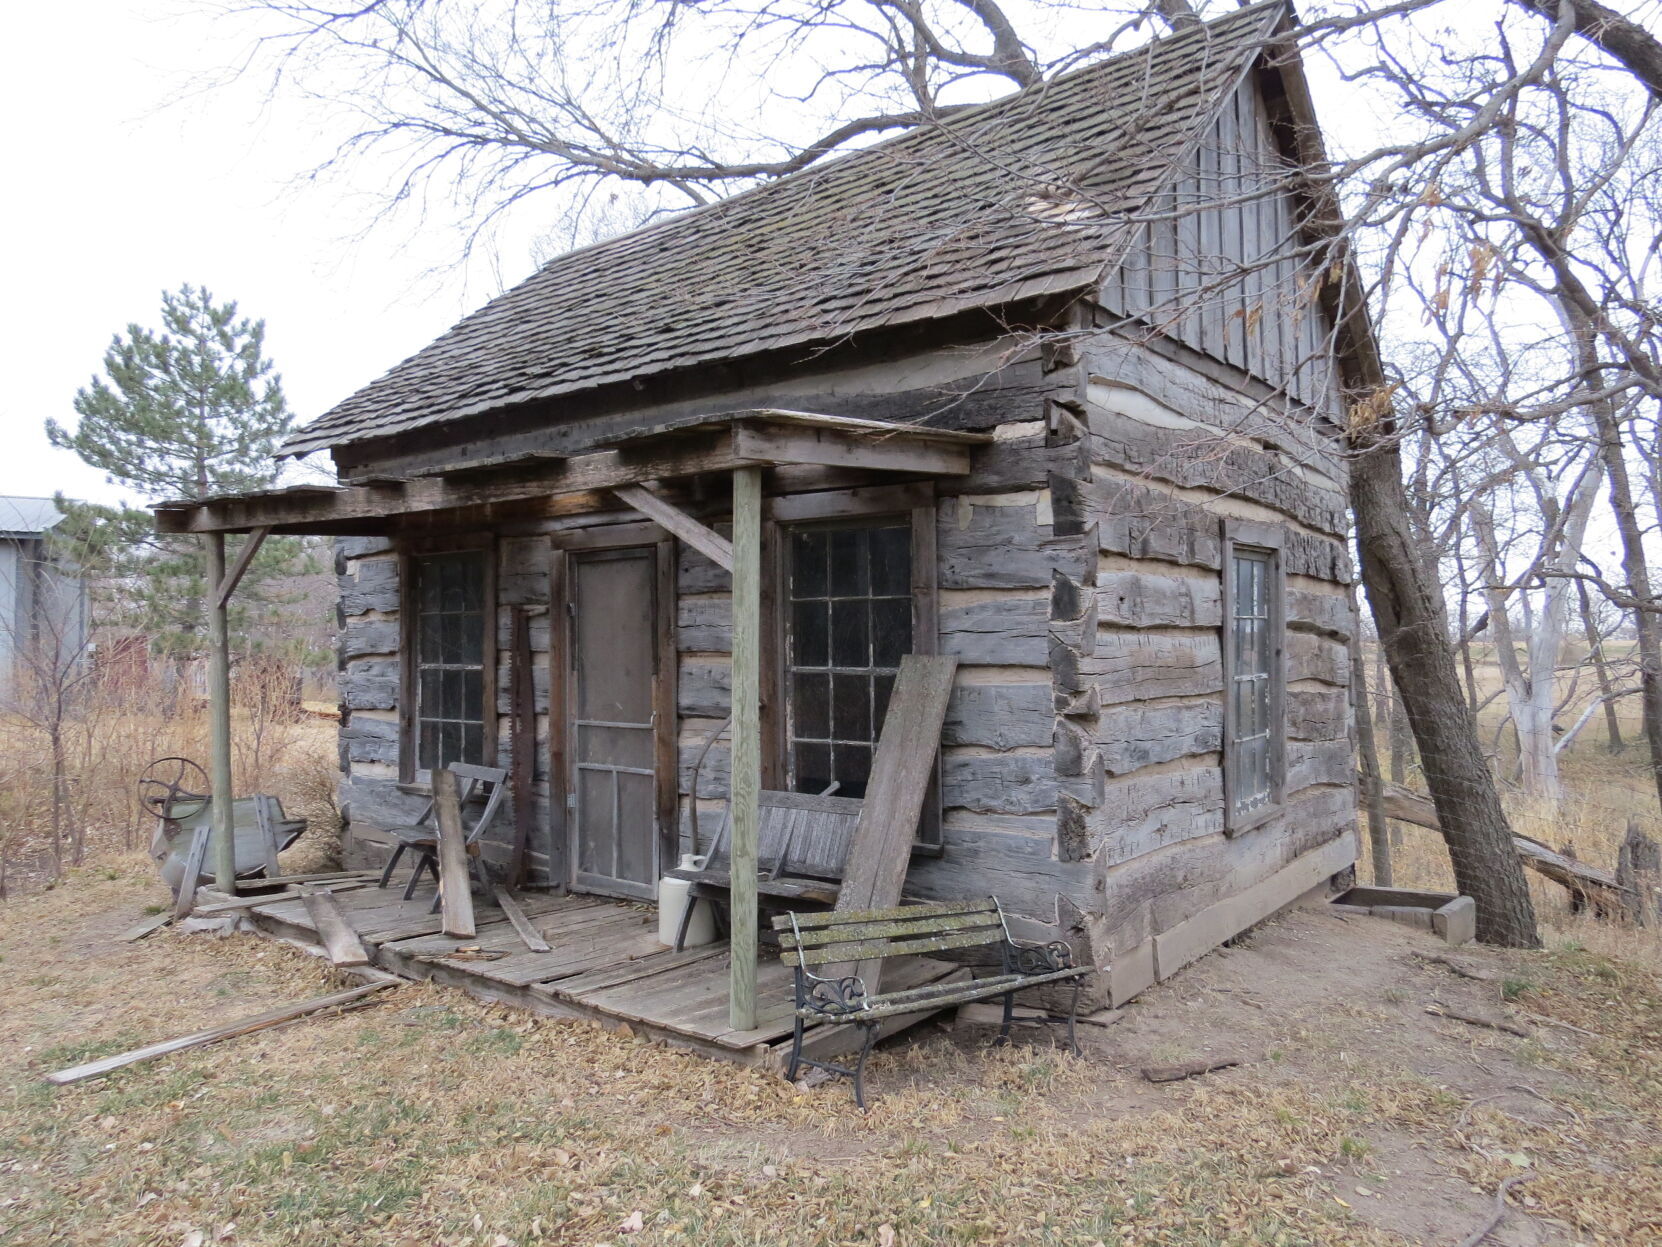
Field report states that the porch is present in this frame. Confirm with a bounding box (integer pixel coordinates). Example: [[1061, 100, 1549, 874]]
[[227, 877, 967, 1068], [157, 407, 989, 1038]]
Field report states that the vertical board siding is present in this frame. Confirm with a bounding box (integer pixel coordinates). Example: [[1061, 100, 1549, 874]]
[[1100, 76, 1335, 410]]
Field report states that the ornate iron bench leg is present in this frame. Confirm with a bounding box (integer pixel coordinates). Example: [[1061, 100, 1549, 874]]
[[1065, 978, 1083, 1056], [378, 844, 406, 889], [786, 1014, 806, 1083], [997, 988, 1016, 1046], [853, 1021, 879, 1111]]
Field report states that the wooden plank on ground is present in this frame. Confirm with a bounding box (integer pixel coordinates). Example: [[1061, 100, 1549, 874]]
[[301, 889, 372, 966], [43, 982, 396, 1084], [432, 768, 476, 939], [119, 911, 175, 943], [238, 870, 379, 889], [194, 880, 374, 916], [173, 824, 211, 920], [832, 653, 957, 989], [493, 885, 552, 953]]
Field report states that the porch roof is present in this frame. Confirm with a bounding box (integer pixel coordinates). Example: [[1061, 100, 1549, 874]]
[[152, 409, 990, 535]]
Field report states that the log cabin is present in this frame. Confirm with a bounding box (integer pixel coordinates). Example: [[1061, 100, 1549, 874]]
[[155, 0, 1368, 1026]]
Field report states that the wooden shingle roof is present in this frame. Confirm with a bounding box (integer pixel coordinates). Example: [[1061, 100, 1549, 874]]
[[285, 2, 1282, 457]]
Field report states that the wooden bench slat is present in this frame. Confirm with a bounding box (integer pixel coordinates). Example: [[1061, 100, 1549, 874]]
[[770, 896, 998, 932], [779, 909, 1004, 949], [784, 926, 1002, 967]]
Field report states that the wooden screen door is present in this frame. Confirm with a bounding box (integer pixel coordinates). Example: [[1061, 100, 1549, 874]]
[[566, 546, 662, 899]]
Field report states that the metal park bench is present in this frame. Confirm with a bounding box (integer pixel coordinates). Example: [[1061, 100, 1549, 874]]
[[773, 896, 1089, 1107], [667, 788, 863, 949]]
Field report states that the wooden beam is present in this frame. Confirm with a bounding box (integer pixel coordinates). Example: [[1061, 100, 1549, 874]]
[[214, 526, 270, 607], [433, 768, 477, 939], [508, 608, 535, 888], [612, 484, 734, 570], [203, 532, 236, 890], [729, 465, 763, 1032], [42, 982, 397, 1084], [154, 415, 986, 535], [731, 422, 972, 476]]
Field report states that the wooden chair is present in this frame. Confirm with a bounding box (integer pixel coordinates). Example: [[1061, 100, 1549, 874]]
[[667, 788, 863, 949], [376, 763, 510, 911]]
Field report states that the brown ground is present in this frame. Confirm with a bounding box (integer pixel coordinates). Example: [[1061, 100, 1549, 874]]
[[2, 859, 1658, 1246]]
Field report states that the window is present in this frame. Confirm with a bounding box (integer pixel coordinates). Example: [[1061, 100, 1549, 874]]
[[1222, 522, 1284, 830], [409, 550, 490, 775], [783, 520, 912, 799]]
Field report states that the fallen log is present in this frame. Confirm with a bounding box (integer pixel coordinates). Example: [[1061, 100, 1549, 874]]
[[43, 981, 397, 1084], [1377, 782, 1633, 913]]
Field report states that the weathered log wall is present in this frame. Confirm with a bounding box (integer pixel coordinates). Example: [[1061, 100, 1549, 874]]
[[1042, 330, 1355, 1002]]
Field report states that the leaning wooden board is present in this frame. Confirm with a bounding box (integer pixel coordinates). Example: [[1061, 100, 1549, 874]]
[[832, 654, 957, 990], [433, 767, 476, 939]]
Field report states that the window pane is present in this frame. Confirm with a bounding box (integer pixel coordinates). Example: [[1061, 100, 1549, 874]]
[[411, 550, 489, 777], [792, 671, 830, 739], [832, 673, 871, 743], [869, 525, 910, 595], [791, 600, 828, 667], [830, 599, 870, 667], [828, 529, 868, 596], [834, 743, 871, 794], [793, 742, 832, 794], [871, 598, 911, 668], [792, 530, 828, 598]]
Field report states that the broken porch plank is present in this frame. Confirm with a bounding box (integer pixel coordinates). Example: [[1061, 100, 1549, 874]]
[[301, 889, 372, 966], [43, 982, 397, 1085], [119, 911, 175, 943], [831, 653, 958, 990], [492, 885, 552, 953], [253, 793, 283, 881], [172, 823, 212, 920], [235, 870, 380, 890], [193, 880, 375, 916], [433, 768, 476, 939]]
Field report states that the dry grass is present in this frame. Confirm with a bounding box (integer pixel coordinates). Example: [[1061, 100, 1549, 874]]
[[3, 868, 1660, 1245], [0, 661, 340, 895]]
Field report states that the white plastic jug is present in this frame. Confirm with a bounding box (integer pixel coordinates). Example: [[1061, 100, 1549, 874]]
[[658, 853, 716, 947]]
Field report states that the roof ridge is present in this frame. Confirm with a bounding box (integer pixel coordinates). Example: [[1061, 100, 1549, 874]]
[[284, 0, 1287, 457], [492, 1, 1288, 281]]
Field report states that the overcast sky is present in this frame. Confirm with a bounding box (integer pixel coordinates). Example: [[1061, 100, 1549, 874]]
[[1, 1, 516, 509]]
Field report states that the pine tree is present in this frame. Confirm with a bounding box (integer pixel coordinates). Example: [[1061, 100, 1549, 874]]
[[47, 285, 316, 659]]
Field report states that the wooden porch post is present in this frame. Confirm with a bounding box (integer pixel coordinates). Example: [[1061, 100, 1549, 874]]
[[203, 532, 236, 890], [729, 466, 762, 1032]]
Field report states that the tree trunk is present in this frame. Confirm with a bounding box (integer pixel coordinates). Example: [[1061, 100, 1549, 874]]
[[1350, 434, 1540, 948], [1577, 577, 1625, 753], [1592, 407, 1662, 814]]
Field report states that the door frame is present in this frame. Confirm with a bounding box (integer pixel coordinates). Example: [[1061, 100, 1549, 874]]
[[548, 523, 677, 899]]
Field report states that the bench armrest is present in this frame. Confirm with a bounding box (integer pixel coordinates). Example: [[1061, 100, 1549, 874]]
[[795, 967, 871, 1018], [1001, 937, 1077, 977]]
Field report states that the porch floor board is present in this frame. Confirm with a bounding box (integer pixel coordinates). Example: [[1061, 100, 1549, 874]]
[[236, 882, 963, 1066]]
